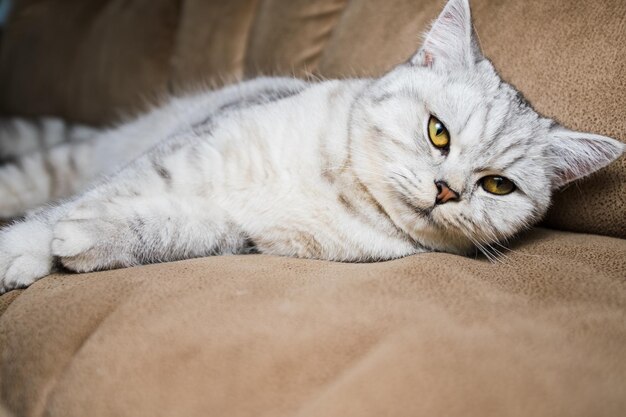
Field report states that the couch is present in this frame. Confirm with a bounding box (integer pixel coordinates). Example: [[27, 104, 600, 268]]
[[0, 0, 625, 416]]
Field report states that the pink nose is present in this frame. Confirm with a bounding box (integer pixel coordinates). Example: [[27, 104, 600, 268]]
[[435, 181, 459, 205]]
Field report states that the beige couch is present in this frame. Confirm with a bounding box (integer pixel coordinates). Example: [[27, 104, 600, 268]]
[[1, 1, 625, 416]]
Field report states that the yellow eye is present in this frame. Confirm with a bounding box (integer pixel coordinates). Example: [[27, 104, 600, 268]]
[[480, 176, 516, 195], [428, 116, 450, 149]]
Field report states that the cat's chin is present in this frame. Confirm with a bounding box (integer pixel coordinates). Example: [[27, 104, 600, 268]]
[[422, 233, 475, 257], [403, 217, 475, 256]]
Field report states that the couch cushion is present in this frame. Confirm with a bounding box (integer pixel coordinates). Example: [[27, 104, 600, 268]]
[[0, 0, 623, 238], [169, 0, 258, 91], [243, 0, 347, 78], [1, 228, 625, 417], [0, 0, 180, 123]]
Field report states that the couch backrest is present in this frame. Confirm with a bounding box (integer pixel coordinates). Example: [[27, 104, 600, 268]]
[[0, 0, 624, 238]]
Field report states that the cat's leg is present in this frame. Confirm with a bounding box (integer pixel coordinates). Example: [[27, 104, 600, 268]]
[[51, 186, 239, 274], [51, 144, 241, 273], [0, 205, 67, 292], [0, 135, 239, 292]]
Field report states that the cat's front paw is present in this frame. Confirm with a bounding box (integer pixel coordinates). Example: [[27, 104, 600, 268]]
[[52, 204, 130, 272], [0, 219, 54, 293]]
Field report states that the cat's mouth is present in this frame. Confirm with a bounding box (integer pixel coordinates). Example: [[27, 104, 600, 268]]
[[391, 187, 470, 237]]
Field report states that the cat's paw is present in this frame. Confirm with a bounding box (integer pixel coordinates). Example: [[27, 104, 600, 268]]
[[52, 204, 129, 272], [0, 219, 54, 293]]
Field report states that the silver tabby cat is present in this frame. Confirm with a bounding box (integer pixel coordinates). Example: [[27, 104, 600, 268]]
[[0, 0, 623, 292]]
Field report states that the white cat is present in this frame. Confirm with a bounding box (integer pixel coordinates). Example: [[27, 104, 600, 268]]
[[0, 0, 623, 292]]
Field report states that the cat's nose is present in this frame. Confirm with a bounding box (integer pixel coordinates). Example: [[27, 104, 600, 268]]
[[435, 180, 459, 205]]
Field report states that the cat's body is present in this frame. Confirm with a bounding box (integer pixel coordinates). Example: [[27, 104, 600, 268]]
[[0, 0, 623, 292]]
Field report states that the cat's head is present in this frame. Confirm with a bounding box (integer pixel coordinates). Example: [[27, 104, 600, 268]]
[[350, 0, 624, 255]]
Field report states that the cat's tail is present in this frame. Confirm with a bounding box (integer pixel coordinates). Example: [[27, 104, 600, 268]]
[[0, 117, 99, 162], [0, 110, 180, 219], [0, 117, 102, 219]]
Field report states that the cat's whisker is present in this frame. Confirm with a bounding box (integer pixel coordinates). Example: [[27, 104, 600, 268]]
[[491, 240, 551, 260], [483, 242, 510, 265], [468, 236, 498, 263], [474, 228, 517, 265], [470, 236, 498, 264], [451, 214, 507, 265]]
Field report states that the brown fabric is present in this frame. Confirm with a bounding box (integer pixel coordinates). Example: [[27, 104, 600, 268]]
[[0, 3, 625, 414], [0, 0, 180, 124], [244, 0, 348, 77], [318, 0, 442, 77], [169, 0, 259, 92], [0, 404, 15, 417], [1, 228, 625, 417], [0, 290, 19, 317]]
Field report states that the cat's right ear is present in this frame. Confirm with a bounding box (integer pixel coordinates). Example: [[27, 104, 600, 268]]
[[547, 126, 624, 189], [410, 0, 483, 70]]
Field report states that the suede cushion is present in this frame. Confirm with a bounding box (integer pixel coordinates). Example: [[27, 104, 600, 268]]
[[169, 0, 258, 91], [0, 0, 179, 123], [0, 0, 624, 237], [1, 228, 625, 417], [1, 3, 626, 416]]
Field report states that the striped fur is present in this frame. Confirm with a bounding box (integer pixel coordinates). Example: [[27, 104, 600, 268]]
[[0, 0, 623, 292], [0, 117, 98, 162], [0, 77, 307, 219]]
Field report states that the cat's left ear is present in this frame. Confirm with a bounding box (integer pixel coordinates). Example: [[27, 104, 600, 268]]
[[410, 0, 483, 69], [548, 126, 624, 189]]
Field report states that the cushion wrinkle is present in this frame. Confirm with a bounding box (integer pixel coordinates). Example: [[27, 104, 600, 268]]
[[1, 229, 626, 416], [293, 0, 350, 72], [169, 0, 260, 91], [0, 274, 154, 417], [37, 299, 122, 417], [244, 0, 349, 77]]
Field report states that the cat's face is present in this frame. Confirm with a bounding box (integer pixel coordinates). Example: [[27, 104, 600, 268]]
[[350, 0, 624, 255]]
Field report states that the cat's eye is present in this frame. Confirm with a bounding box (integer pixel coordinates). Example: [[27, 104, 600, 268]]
[[480, 176, 516, 195], [427, 115, 450, 150]]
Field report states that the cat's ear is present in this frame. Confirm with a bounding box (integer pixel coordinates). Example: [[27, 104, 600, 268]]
[[548, 126, 624, 189], [410, 0, 483, 69]]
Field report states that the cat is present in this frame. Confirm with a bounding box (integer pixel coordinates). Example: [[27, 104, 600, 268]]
[[0, 0, 623, 293]]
